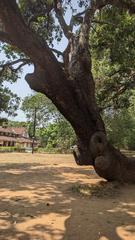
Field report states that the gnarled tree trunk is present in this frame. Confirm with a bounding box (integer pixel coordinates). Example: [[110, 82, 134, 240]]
[[0, 0, 135, 183], [67, 25, 135, 183]]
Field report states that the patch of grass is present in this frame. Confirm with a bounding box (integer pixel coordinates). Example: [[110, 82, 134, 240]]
[[70, 181, 120, 198]]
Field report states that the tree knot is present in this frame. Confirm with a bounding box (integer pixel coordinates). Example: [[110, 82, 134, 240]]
[[90, 131, 107, 158]]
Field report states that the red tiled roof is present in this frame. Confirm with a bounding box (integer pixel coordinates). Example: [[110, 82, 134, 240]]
[[0, 127, 12, 133], [0, 127, 27, 135], [0, 136, 33, 143], [11, 127, 27, 135], [0, 136, 17, 142], [0, 127, 39, 145], [17, 138, 33, 143]]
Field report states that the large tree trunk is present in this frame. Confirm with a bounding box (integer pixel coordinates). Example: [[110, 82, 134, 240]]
[[0, 0, 135, 183], [68, 29, 135, 183], [27, 31, 135, 184], [25, 17, 135, 183]]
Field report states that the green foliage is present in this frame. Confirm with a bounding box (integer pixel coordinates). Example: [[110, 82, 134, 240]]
[[0, 118, 8, 125], [0, 44, 21, 115], [0, 84, 20, 116], [7, 120, 28, 127], [22, 92, 76, 152], [91, 7, 135, 111], [104, 91, 135, 149], [37, 121, 76, 153], [22, 93, 61, 127], [18, 0, 63, 46], [0, 146, 27, 152], [104, 111, 135, 149], [90, 7, 135, 149]]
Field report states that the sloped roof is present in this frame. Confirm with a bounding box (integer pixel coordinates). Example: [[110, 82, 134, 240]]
[[0, 127, 38, 144], [10, 127, 27, 135], [0, 136, 17, 142], [0, 136, 33, 143], [0, 127, 27, 135], [17, 137, 33, 143]]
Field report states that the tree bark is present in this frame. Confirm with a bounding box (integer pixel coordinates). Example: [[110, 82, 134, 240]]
[[0, 0, 135, 183]]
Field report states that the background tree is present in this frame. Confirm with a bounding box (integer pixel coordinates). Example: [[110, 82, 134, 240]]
[[0, 59, 20, 116], [22, 93, 61, 127], [0, 0, 135, 182], [22, 93, 76, 151], [91, 7, 135, 111], [37, 121, 76, 152]]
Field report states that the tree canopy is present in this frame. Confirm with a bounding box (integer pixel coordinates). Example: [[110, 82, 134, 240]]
[[0, 55, 20, 116], [91, 6, 135, 111], [0, 1, 134, 115], [22, 93, 62, 127], [22, 92, 76, 151]]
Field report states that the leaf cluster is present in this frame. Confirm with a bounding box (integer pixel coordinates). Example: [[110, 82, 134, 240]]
[[91, 6, 135, 111]]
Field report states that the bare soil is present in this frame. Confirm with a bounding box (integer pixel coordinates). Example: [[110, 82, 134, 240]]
[[0, 153, 134, 240]]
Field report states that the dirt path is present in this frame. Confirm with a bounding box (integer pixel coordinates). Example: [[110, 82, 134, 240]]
[[0, 153, 134, 240]]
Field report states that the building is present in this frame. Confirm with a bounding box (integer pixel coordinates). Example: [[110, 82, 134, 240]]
[[0, 126, 36, 148]]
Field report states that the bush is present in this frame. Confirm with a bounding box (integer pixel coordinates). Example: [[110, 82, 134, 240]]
[[0, 146, 17, 152], [0, 146, 38, 153], [104, 109, 135, 150]]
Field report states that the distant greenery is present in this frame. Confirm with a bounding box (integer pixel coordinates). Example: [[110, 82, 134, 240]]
[[4, 88, 135, 152], [103, 91, 135, 150], [0, 81, 20, 116], [37, 121, 76, 153], [21, 93, 61, 127], [90, 7, 135, 150], [0, 46, 21, 116], [0, 146, 29, 152], [7, 120, 28, 127], [21, 93, 76, 152]]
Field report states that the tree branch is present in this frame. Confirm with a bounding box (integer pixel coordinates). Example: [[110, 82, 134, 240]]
[[50, 48, 63, 57], [92, 20, 116, 26], [0, 58, 31, 76], [14, 62, 30, 72], [77, 1, 96, 47], [0, 31, 13, 45], [70, 10, 87, 29], [0, 58, 31, 69], [0, 0, 65, 81], [54, 0, 72, 39]]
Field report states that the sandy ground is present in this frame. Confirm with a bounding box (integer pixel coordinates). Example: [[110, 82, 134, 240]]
[[0, 153, 134, 240]]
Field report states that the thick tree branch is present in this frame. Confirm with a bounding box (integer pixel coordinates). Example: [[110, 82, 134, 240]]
[[0, 0, 67, 89], [0, 31, 13, 45], [77, 1, 96, 50]]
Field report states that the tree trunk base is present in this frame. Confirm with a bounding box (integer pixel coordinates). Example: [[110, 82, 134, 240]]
[[73, 132, 135, 183]]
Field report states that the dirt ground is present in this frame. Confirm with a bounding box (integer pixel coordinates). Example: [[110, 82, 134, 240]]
[[0, 153, 134, 240]]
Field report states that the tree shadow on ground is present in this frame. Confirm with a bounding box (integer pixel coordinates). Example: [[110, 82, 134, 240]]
[[62, 188, 135, 240], [0, 160, 134, 240]]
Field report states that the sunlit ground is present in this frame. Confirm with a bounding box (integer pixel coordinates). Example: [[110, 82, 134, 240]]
[[0, 153, 134, 240]]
